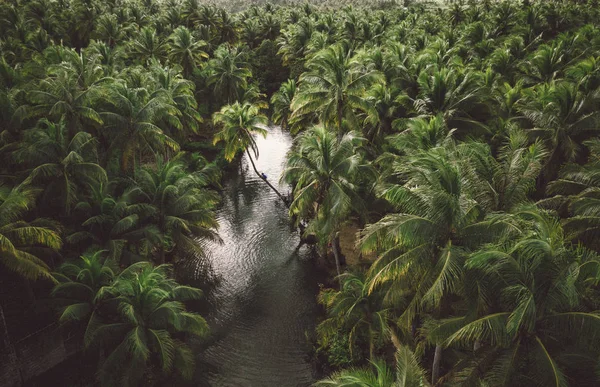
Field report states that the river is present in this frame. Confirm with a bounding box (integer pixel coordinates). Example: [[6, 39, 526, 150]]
[[193, 126, 322, 387]]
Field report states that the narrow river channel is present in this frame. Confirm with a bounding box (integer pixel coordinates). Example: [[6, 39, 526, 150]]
[[193, 126, 322, 387]]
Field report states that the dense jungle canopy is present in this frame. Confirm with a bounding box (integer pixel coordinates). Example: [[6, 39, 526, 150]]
[[2, 0, 600, 386]]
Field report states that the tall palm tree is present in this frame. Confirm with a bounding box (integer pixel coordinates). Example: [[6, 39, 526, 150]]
[[68, 182, 160, 265], [27, 64, 103, 139], [213, 102, 288, 205], [360, 148, 513, 384], [546, 139, 600, 250], [206, 44, 252, 104], [460, 128, 547, 212], [519, 81, 600, 183], [150, 64, 203, 139], [167, 26, 208, 77], [84, 262, 208, 386], [291, 43, 383, 142], [428, 208, 600, 386], [0, 184, 62, 281], [282, 126, 371, 275]]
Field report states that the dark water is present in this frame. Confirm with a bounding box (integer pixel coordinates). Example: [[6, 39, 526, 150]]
[[194, 127, 322, 387]]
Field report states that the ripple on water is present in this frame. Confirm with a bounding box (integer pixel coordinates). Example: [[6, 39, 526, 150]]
[[193, 127, 321, 387]]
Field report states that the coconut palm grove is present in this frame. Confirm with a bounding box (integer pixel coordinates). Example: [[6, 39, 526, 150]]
[[2, 0, 600, 385]]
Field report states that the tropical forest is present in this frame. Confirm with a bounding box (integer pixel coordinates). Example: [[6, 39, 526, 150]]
[[2, 0, 600, 386]]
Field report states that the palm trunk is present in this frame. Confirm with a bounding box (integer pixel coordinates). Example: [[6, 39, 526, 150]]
[[368, 322, 375, 360], [336, 103, 344, 143], [331, 232, 342, 279], [432, 343, 442, 386], [245, 148, 290, 208]]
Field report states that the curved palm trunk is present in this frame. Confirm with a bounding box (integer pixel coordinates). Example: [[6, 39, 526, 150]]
[[245, 149, 290, 208]]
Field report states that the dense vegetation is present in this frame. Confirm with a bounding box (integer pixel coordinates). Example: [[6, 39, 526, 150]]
[[3, 0, 600, 386]]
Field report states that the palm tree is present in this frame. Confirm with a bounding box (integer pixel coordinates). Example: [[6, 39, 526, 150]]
[[100, 84, 180, 173], [84, 262, 208, 386], [68, 182, 160, 265], [150, 64, 203, 139], [428, 208, 600, 386], [291, 43, 383, 142], [282, 126, 371, 275], [52, 249, 115, 326], [315, 346, 428, 387], [318, 272, 390, 360], [206, 44, 252, 104], [26, 62, 103, 139], [167, 26, 208, 77], [0, 184, 62, 281], [134, 157, 220, 264], [213, 102, 288, 205], [128, 27, 168, 64], [360, 148, 514, 384], [460, 128, 547, 212], [16, 119, 107, 215], [270, 78, 296, 131], [546, 139, 600, 250], [519, 81, 600, 184]]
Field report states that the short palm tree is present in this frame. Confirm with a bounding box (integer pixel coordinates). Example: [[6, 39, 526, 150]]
[[0, 184, 62, 281], [84, 262, 208, 386], [315, 346, 428, 387], [134, 157, 220, 264], [318, 272, 390, 360], [270, 78, 296, 131], [213, 102, 288, 205]]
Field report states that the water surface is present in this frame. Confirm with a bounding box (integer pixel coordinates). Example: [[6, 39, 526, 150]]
[[194, 127, 321, 387]]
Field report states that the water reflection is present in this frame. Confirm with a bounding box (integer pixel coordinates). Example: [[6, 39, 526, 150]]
[[193, 127, 322, 387]]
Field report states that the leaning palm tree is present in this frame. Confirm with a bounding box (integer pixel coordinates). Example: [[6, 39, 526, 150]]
[[213, 101, 288, 205], [84, 262, 208, 386], [282, 126, 371, 275], [315, 346, 428, 387], [0, 184, 62, 281], [291, 43, 383, 142]]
